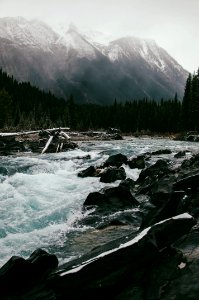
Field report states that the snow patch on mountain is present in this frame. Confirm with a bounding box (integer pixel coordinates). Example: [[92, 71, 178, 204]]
[[106, 44, 125, 61], [0, 17, 188, 102], [0, 17, 58, 52], [57, 25, 97, 59]]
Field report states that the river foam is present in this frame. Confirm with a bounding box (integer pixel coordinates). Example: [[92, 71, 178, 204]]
[[0, 138, 198, 267]]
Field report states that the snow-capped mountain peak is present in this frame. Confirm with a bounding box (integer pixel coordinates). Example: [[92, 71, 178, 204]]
[[0, 17, 58, 51], [57, 24, 98, 59], [0, 17, 188, 103], [67, 22, 79, 33]]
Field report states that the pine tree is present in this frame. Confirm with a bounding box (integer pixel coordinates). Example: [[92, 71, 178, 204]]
[[0, 89, 13, 128], [182, 73, 192, 130], [191, 70, 199, 130], [182, 70, 199, 131], [67, 95, 77, 129]]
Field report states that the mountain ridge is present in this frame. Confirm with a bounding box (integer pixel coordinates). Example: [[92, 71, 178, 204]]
[[0, 17, 188, 104]]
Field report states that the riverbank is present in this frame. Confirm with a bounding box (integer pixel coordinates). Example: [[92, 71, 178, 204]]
[[0, 128, 186, 157]]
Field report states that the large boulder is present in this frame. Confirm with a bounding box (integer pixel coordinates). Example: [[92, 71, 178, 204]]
[[181, 153, 199, 170], [103, 153, 128, 168], [149, 174, 176, 207], [0, 214, 195, 299], [84, 185, 139, 213], [119, 178, 136, 190], [100, 167, 126, 183], [127, 155, 145, 169], [174, 150, 186, 158], [0, 248, 58, 295], [174, 173, 199, 191], [140, 191, 185, 229], [78, 166, 97, 178], [47, 214, 195, 300], [137, 159, 171, 185]]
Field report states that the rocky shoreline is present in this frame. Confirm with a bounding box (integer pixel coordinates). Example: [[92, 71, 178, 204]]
[[0, 129, 124, 156], [0, 128, 198, 157], [0, 142, 199, 299]]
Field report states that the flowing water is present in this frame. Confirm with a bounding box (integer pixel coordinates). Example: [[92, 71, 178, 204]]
[[0, 137, 198, 267]]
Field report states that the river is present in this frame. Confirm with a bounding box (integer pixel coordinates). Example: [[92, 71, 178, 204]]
[[0, 137, 198, 267]]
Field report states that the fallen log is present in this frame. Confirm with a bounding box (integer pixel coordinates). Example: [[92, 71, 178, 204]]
[[41, 136, 54, 154], [41, 130, 71, 154], [0, 128, 70, 138]]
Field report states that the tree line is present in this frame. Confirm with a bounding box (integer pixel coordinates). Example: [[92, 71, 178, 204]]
[[182, 70, 199, 131], [0, 68, 198, 133]]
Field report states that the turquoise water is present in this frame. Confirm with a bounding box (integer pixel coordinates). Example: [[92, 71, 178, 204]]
[[0, 137, 198, 267]]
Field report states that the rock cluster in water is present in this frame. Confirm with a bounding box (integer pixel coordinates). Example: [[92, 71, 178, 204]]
[[1, 147, 199, 299]]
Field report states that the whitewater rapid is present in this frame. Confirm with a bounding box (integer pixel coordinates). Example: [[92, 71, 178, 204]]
[[0, 138, 198, 267]]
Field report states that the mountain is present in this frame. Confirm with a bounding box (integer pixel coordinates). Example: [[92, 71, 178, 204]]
[[0, 17, 188, 104]]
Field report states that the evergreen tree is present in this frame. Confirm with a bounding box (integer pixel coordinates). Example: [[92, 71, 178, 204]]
[[182, 73, 192, 130], [67, 95, 77, 129], [191, 70, 199, 130], [182, 70, 199, 131], [0, 88, 13, 128]]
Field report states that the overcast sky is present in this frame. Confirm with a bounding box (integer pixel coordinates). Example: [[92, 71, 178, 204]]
[[0, 0, 198, 72]]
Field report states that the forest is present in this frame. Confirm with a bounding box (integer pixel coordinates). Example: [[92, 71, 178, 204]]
[[0, 68, 198, 133]]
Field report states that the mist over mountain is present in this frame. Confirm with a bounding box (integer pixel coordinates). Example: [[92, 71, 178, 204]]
[[0, 17, 188, 104]]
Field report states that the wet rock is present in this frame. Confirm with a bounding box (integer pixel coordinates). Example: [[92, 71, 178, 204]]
[[0, 248, 58, 295], [116, 246, 184, 300], [75, 154, 91, 160], [119, 178, 136, 190], [137, 160, 171, 184], [80, 206, 142, 229], [0, 214, 195, 299], [78, 166, 97, 178], [160, 259, 199, 300], [174, 173, 199, 191], [47, 214, 194, 300], [174, 150, 186, 158], [103, 153, 128, 168], [149, 175, 176, 207], [84, 191, 106, 208], [151, 149, 172, 155], [143, 246, 184, 300], [61, 141, 78, 151], [181, 152, 199, 170], [136, 169, 176, 198], [141, 191, 185, 229], [84, 185, 139, 213], [100, 166, 126, 183], [127, 155, 145, 169]]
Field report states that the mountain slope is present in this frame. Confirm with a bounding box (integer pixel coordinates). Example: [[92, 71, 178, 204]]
[[0, 17, 188, 104]]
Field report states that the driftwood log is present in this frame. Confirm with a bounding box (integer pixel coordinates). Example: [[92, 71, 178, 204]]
[[0, 128, 70, 138], [41, 130, 71, 154], [0, 128, 75, 155]]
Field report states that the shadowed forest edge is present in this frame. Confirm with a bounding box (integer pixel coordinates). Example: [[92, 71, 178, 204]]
[[0, 68, 199, 133]]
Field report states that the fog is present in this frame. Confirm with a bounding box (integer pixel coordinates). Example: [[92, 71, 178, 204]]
[[0, 0, 198, 72]]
